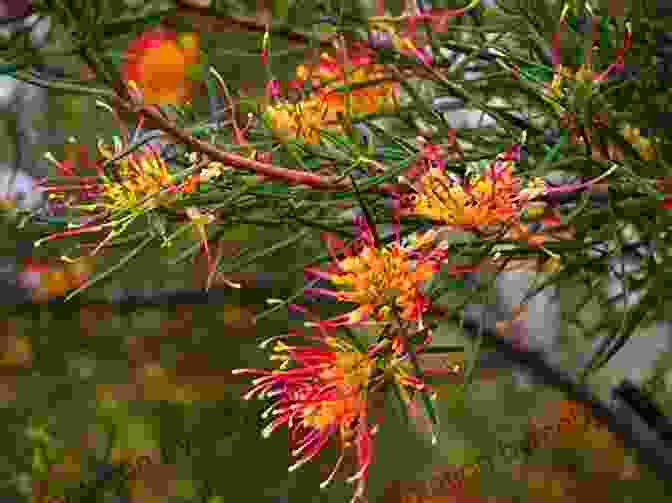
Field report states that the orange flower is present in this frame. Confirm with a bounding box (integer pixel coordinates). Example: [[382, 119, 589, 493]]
[[265, 96, 330, 145], [315, 53, 397, 116], [329, 242, 436, 323], [235, 325, 435, 502], [100, 147, 176, 210], [406, 140, 552, 236], [267, 47, 397, 144], [234, 332, 378, 503], [123, 29, 200, 105], [409, 165, 520, 230], [305, 218, 439, 327]]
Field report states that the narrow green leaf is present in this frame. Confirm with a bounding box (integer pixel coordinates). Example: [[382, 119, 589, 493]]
[[224, 228, 312, 273], [390, 382, 410, 426], [407, 348, 439, 439], [64, 234, 155, 301]]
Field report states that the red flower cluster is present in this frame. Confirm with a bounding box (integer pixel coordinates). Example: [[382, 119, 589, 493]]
[[304, 216, 442, 329], [234, 330, 381, 502]]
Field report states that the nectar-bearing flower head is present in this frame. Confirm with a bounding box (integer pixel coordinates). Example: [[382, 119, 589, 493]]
[[96, 140, 177, 211], [41, 126, 194, 219], [35, 117, 209, 255], [122, 28, 201, 106], [305, 216, 440, 329], [407, 162, 518, 230], [233, 330, 375, 503], [266, 45, 398, 144], [264, 96, 331, 145], [308, 45, 397, 115], [233, 326, 433, 502], [404, 143, 548, 235]]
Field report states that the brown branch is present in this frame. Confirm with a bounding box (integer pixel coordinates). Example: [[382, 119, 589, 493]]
[[109, 95, 401, 194]]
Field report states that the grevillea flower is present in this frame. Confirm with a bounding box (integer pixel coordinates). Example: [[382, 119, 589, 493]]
[[97, 141, 177, 211], [233, 327, 432, 502], [40, 142, 180, 224], [266, 46, 397, 144], [265, 96, 330, 145], [40, 140, 104, 211], [558, 111, 658, 163], [233, 331, 376, 502], [123, 29, 200, 105], [36, 129, 202, 252], [395, 36, 434, 66], [404, 142, 550, 236], [546, 64, 578, 99], [407, 163, 520, 230], [305, 217, 440, 328], [371, 2, 477, 65], [313, 47, 397, 114]]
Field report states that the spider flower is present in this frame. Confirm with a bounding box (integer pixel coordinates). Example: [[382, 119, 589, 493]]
[[311, 49, 397, 115], [305, 217, 439, 328], [36, 137, 197, 251], [41, 135, 183, 215], [265, 96, 330, 145], [233, 332, 378, 502], [407, 164, 521, 230], [405, 141, 550, 234], [267, 47, 397, 144], [123, 29, 201, 105], [234, 328, 432, 502], [97, 141, 177, 211]]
